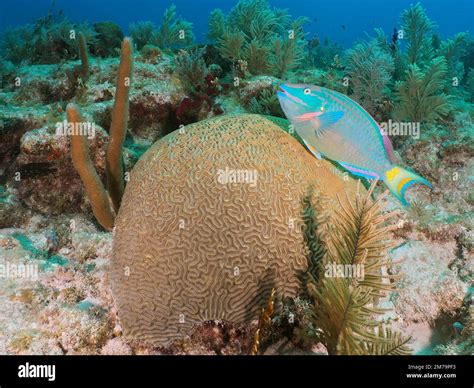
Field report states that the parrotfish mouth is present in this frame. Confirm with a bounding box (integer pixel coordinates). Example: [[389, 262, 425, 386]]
[[277, 85, 288, 99], [277, 84, 308, 107]]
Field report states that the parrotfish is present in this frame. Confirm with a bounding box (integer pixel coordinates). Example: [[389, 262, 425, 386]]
[[277, 83, 432, 205]]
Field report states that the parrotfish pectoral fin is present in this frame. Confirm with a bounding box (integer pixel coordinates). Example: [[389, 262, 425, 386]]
[[339, 162, 379, 180], [319, 111, 344, 129], [384, 166, 432, 206], [302, 139, 322, 160]]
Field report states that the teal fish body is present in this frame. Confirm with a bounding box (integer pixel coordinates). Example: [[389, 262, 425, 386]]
[[277, 83, 432, 205]]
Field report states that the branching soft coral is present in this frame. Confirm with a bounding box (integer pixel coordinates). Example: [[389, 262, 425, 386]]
[[270, 18, 307, 78], [437, 32, 468, 86], [401, 2, 435, 68], [227, 0, 287, 40], [244, 40, 270, 74], [217, 31, 245, 62], [92, 22, 124, 57], [304, 182, 411, 355], [174, 47, 208, 94], [208, 9, 227, 41], [129, 22, 155, 51], [208, 0, 307, 78], [129, 5, 194, 51], [247, 88, 283, 116], [154, 5, 194, 49], [345, 40, 395, 115], [394, 56, 452, 123], [1, 11, 96, 65]]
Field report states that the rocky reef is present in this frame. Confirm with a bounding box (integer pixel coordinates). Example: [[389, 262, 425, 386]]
[[0, 1, 472, 355]]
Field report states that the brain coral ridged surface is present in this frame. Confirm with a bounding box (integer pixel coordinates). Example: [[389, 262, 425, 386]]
[[110, 114, 359, 346]]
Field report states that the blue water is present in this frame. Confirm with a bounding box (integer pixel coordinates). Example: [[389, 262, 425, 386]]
[[0, 0, 472, 46]]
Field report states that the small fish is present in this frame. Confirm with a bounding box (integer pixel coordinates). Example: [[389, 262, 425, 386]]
[[277, 83, 432, 205], [390, 27, 398, 52], [341, 25, 346, 31], [453, 322, 464, 333]]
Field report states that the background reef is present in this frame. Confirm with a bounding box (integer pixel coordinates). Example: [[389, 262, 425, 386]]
[[0, 1, 472, 355]]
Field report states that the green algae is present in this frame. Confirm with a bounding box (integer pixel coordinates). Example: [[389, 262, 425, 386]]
[[11, 233, 46, 260]]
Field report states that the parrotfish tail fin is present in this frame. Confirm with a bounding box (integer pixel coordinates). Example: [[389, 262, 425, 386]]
[[384, 166, 432, 206]]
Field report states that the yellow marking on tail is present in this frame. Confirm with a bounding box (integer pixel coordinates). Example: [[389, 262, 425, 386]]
[[386, 167, 400, 182], [397, 177, 412, 194]]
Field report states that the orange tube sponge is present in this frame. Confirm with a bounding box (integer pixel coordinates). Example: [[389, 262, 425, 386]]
[[106, 37, 133, 213], [78, 33, 90, 80], [67, 103, 115, 230]]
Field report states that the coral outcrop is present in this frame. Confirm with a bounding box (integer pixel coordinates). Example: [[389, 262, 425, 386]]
[[110, 113, 361, 346]]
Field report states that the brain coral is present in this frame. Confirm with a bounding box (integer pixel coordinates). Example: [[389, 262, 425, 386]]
[[110, 114, 360, 346]]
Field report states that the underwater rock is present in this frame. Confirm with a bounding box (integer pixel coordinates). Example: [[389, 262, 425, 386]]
[[11, 65, 77, 104], [391, 241, 468, 324], [238, 75, 280, 104], [69, 216, 112, 262], [161, 319, 254, 355], [100, 337, 132, 355], [14, 125, 109, 215], [128, 89, 182, 140], [110, 113, 361, 346], [39, 306, 111, 354], [263, 338, 324, 355], [0, 187, 29, 228], [0, 115, 48, 180], [138, 44, 162, 64]]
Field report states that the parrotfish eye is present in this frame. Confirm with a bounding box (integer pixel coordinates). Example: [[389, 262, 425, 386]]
[[303, 88, 311, 95]]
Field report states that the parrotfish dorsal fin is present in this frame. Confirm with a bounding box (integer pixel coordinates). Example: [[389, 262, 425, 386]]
[[378, 125, 397, 164]]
